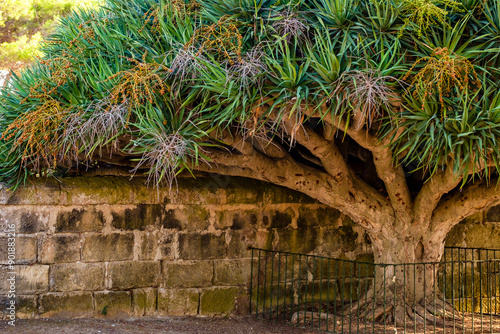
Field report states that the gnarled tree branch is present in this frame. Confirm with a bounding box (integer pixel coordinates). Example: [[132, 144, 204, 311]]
[[432, 179, 500, 233], [414, 165, 462, 230]]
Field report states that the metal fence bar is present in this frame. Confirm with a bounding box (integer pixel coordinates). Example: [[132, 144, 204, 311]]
[[250, 247, 500, 334]]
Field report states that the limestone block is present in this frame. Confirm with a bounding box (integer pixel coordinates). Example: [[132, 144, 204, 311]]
[[132, 288, 157, 316], [94, 291, 132, 317], [162, 206, 210, 231], [0, 294, 36, 319], [82, 233, 134, 262], [38, 234, 81, 263], [178, 233, 226, 260], [111, 204, 163, 230], [214, 259, 252, 286], [109, 261, 160, 289], [200, 287, 243, 315], [50, 263, 105, 291], [163, 261, 213, 288], [297, 206, 341, 228], [0, 265, 49, 294], [226, 230, 254, 259], [137, 231, 159, 261], [214, 210, 259, 230], [0, 207, 51, 234], [158, 288, 199, 316], [39, 292, 93, 317], [55, 207, 105, 233], [0, 236, 37, 265]]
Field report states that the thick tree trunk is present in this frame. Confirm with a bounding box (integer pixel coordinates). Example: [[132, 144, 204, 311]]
[[356, 220, 457, 324]]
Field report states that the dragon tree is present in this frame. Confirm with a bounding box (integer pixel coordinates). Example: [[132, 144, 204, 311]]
[[2, 0, 500, 324]]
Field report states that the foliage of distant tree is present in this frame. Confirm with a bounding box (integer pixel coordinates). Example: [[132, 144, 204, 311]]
[[0, 0, 100, 67]]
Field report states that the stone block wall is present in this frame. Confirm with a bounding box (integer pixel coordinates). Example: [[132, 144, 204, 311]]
[[0, 176, 498, 319], [0, 176, 372, 319]]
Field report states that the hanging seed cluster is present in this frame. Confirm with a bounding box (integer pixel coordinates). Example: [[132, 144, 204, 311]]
[[172, 0, 200, 16], [140, 6, 162, 35], [399, 0, 463, 37], [1, 99, 69, 171], [403, 47, 480, 115], [68, 16, 106, 55], [25, 55, 77, 101], [107, 53, 172, 113], [186, 17, 242, 64]]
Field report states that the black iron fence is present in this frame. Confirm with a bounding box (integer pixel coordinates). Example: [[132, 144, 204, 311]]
[[249, 247, 500, 333]]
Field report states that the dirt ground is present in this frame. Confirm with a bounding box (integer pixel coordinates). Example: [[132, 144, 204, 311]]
[[0, 316, 322, 334]]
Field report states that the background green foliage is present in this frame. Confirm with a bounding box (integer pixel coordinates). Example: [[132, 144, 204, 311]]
[[0, 0, 100, 67], [1, 0, 500, 190]]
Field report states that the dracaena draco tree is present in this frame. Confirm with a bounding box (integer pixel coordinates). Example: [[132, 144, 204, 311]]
[[2, 0, 500, 324]]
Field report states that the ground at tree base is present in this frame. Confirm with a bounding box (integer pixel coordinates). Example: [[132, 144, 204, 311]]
[[0, 316, 323, 334], [2, 313, 498, 334]]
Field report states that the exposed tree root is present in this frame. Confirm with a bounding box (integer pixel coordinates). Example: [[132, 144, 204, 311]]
[[289, 297, 464, 328], [291, 311, 329, 324]]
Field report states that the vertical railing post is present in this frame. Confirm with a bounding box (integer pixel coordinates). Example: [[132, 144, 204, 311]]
[[250, 248, 254, 315]]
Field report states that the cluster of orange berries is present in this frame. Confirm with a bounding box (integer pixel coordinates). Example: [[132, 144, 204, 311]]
[[403, 47, 480, 115], [186, 17, 243, 65], [1, 99, 69, 170], [107, 53, 172, 119]]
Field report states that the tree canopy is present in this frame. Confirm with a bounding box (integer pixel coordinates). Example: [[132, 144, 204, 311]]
[[1, 0, 500, 189]]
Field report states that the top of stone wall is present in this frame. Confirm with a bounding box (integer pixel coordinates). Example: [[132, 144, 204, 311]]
[[0, 175, 317, 206]]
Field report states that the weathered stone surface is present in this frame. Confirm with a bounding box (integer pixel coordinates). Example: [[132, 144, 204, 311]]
[[214, 259, 251, 286], [322, 225, 360, 253], [355, 253, 375, 277], [270, 209, 294, 229], [297, 207, 341, 228], [39, 292, 93, 317], [50, 263, 105, 292], [445, 223, 467, 247], [162, 206, 210, 231], [59, 177, 163, 205], [0, 207, 51, 234], [226, 230, 254, 259], [5, 179, 61, 205], [158, 288, 199, 316], [275, 228, 319, 254], [264, 185, 316, 204], [132, 288, 157, 316], [82, 233, 134, 262], [214, 210, 259, 230], [200, 287, 242, 315], [166, 178, 226, 205], [0, 236, 36, 265], [486, 205, 500, 222], [111, 204, 162, 230], [137, 231, 158, 261], [255, 230, 274, 250], [0, 265, 49, 293], [163, 261, 213, 288], [94, 291, 131, 317], [55, 207, 105, 233], [157, 232, 174, 260], [109, 261, 161, 289], [38, 234, 81, 263], [0, 294, 37, 319], [225, 185, 264, 204], [463, 223, 500, 249], [178, 233, 226, 260]]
